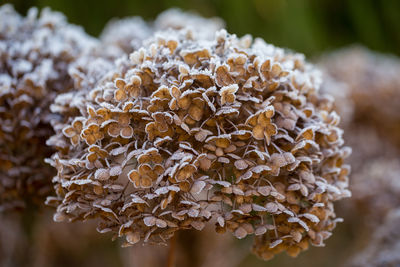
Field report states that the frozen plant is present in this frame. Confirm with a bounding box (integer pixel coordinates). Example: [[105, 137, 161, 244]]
[[47, 27, 351, 260], [0, 4, 97, 211]]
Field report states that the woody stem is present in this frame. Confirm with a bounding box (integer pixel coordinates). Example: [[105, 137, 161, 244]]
[[166, 233, 177, 267]]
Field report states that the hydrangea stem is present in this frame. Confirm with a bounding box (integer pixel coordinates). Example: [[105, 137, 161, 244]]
[[166, 233, 177, 267]]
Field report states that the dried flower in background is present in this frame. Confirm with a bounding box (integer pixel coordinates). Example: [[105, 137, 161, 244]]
[[351, 157, 400, 224], [153, 8, 225, 39], [334, 126, 400, 256], [347, 208, 400, 267], [47, 27, 351, 261], [0, 4, 98, 211], [317, 47, 400, 266], [100, 17, 152, 57], [100, 8, 225, 58], [319, 46, 400, 148]]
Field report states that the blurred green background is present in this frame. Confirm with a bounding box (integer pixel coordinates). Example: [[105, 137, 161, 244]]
[[4, 0, 400, 57]]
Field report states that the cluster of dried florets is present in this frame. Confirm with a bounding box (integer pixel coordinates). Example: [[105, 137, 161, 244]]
[[319, 46, 400, 147], [47, 28, 350, 260], [0, 5, 97, 211]]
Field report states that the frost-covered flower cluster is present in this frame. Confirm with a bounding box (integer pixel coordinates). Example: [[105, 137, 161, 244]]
[[0, 3, 353, 262], [47, 27, 351, 260], [0, 5, 97, 211]]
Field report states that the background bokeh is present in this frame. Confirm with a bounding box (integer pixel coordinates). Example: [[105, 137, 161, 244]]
[[6, 0, 400, 57], [1, 1, 400, 267]]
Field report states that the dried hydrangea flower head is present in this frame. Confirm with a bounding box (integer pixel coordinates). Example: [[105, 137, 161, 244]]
[[319, 46, 400, 148], [47, 28, 351, 260], [100, 8, 225, 57], [0, 4, 97, 211]]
